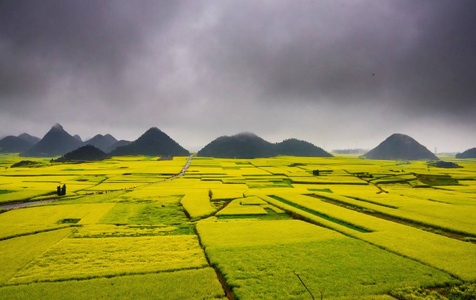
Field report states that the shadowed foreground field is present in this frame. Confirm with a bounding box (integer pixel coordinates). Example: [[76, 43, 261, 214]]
[[0, 154, 475, 299]]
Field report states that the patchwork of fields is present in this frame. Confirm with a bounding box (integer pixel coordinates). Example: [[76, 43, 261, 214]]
[[0, 153, 475, 299]]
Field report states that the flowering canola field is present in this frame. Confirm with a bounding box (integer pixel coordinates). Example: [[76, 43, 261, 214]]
[[0, 153, 475, 299]]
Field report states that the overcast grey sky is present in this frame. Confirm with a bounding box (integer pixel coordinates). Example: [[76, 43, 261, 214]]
[[1, 0, 475, 152]]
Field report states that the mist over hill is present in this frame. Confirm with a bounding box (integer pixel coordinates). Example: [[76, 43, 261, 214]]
[[332, 149, 368, 155], [363, 133, 438, 160], [198, 133, 275, 159], [110, 127, 189, 156], [198, 133, 331, 158]]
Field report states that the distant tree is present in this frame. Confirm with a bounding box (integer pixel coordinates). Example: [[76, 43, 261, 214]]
[[57, 186, 61, 196], [61, 184, 66, 196], [312, 170, 320, 176], [208, 189, 213, 200]]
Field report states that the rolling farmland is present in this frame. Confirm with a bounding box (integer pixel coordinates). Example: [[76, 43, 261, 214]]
[[0, 153, 475, 299]]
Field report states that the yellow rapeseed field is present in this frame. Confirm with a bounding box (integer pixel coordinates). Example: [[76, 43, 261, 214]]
[[1, 154, 475, 299], [9, 235, 208, 284]]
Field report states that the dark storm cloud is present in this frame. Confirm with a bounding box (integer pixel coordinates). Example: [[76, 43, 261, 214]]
[[193, 0, 476, 118], [0, 0, 475, 152], [0, 0, 181, 105]]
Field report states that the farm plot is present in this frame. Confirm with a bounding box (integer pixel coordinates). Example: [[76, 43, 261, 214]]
[[181, 191, 216, 219], [9, 235, 208, 284], [308, 190, 476, 236], [115, 187, 183, 204], [70, 224, 192, 238], [100, 202, 188, 225], [0, 175, 63, 203], [0, 268, 225, 300], [263, 193, 476, 280], [0, 228, 73, 285], [215, 199, 268, 216], [197, 219, 456, 299], [0, 203, 114, 239]]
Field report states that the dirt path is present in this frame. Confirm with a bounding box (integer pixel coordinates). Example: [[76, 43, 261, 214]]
[[0, 199, 57, 211]]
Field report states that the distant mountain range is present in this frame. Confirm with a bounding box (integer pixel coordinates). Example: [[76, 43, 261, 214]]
[[12, 124, 130, 157], [0, 133, 40, 153], [363, 133, 438, 160], [3, 125, 473, 161], [9, 124, 188, 158], [197, 132, 331, 158], [456, 148, 476, 159]]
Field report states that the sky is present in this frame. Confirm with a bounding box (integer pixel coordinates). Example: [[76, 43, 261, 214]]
[[1, 0, 475, 153]]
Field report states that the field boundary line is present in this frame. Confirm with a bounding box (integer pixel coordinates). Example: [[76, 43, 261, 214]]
[[6, 227, 74, 286], [261, 196, 464, 281], [193, 225, 234, 300], [0, 225, 79, 242], [3, 265, 210, 288], [307, 193, 476, 242], [268, 195, 372, 233]]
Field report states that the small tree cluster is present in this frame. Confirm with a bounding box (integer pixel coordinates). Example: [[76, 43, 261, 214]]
[[56, 184, 66, 196]]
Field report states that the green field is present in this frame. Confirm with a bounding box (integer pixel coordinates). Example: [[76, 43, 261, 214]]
[[0, 153, 475, 299]]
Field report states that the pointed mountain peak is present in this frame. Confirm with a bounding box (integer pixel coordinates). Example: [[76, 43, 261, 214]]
[[21, 124, 82, 157], [137, 127, 170, 141], [52, 123, 64, 130], [364, 133, 438, 160], [110, 127, 188, 156], [144, 127, 162, 134]]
